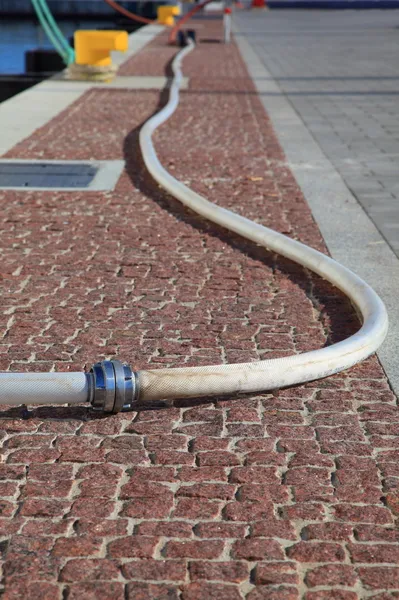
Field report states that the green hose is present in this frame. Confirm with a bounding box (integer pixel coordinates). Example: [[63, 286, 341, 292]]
[[37, 0, 75, 62], [32, 0, 66, 60], [31, 0, 75, 65]]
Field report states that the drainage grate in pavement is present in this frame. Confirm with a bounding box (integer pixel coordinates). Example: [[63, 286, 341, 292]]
[[0, 161, 97, 189], [0, 160, 125, 191]]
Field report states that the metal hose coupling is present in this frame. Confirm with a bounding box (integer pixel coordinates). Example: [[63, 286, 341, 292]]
[[87, 360, 139, 413]]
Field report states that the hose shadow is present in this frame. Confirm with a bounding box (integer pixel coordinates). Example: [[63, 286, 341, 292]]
[[0, 390, 270, 420], [0, 404, 90, 420], [122, 61, 360, 351]]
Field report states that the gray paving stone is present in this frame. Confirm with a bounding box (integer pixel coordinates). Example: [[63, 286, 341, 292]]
[[235, 9, 399, 257]]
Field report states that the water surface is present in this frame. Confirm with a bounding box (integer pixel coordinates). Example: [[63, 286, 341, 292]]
[[0, 19, 108, 73]]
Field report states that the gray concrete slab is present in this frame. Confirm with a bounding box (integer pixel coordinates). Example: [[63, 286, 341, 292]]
[[234, 12, 399, 397]]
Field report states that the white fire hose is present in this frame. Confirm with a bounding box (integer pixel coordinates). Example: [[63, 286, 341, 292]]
[[0, 41, 388, 412]]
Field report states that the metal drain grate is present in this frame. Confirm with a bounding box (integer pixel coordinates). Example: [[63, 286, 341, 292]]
[[0, 160, 125, 191], [0, 162, 97, 189]]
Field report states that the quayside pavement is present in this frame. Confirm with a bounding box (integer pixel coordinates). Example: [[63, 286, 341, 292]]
[[0, 13, 398, 600]]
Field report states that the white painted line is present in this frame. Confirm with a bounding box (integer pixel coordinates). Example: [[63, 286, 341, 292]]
[[235, 26, 399, 396], [0, 24, 164, 157]]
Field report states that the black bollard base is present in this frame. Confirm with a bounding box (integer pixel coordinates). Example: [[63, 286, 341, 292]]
[[177, 30, 188, 47], [187, 29, 197, 43]]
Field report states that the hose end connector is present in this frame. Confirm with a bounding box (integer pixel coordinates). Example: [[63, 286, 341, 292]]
[[88, 360, 138, 413]]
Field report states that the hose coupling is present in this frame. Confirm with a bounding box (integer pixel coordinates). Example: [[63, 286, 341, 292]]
[[88, 360, 139, 413]]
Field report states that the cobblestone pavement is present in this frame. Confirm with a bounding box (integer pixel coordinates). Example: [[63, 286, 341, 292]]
[[0, 19, 398, 600], [235, 9, 399, 257]]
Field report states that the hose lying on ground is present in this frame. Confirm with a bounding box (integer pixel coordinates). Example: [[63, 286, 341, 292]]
[[0, 41, 388, 412]]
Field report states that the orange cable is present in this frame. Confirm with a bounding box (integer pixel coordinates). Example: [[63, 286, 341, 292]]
[[103, 0, 155, 26]]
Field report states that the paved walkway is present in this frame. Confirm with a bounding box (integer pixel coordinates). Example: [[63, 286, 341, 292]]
[[235, 10, 399, 257], [0, 15, 399, 600]]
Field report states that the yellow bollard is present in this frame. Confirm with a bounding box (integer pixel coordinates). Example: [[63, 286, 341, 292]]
[[157, 5, 181, 26], [74, 30, 128, 68]]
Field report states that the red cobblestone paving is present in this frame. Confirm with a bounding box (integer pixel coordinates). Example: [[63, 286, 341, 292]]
[[0, 17, 398, 600]]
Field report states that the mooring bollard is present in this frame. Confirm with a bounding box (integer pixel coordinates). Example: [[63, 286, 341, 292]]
[[223, 7, 232, 43]]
